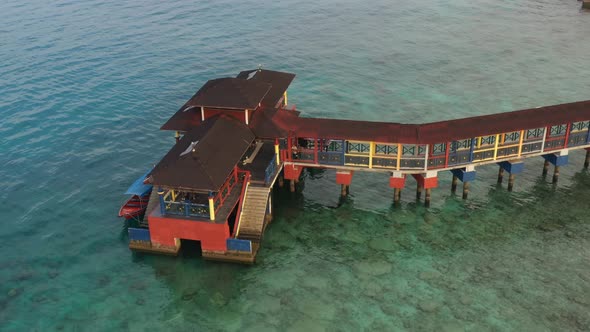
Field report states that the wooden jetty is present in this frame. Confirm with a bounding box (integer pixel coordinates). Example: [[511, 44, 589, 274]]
[[123, 68, 590, 263]]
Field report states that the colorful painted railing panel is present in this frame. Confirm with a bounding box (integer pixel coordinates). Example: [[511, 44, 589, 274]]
[[128, 228, 150, 241], [163, 201, 209, 218], [283, 119, 590, 173]]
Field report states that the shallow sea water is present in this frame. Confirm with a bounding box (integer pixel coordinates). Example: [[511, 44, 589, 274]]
[[1, 0, 590, 331]]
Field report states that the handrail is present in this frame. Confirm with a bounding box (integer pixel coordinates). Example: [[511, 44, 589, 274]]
[[264, 154, 277, 184], [214, 170, 239, 214], [233, 171, 251, 238]]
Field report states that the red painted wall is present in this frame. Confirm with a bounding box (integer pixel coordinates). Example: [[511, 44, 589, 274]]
[[336, 171, 353, 185], [389, 175, 406, 188], [284, 164, 303, 180], [412, 174, 438, 189], [149, 214, 229, 251]]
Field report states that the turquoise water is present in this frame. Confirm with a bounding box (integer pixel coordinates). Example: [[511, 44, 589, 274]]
[[2, 0, 590, 330]]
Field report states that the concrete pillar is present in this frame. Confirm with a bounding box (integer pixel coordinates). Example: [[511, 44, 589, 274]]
[[508, 174, 515, 192], [451, 175, 458, 193], [584, 150, 590, 169], [462, 182, 470, 200], [552, 166, 560, 184], [425, 188, 431, 207], [543, 160, 550, 176], [498, 167, 504, 184]]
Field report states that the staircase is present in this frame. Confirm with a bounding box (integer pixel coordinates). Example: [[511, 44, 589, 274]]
[[235, 185, 271, 242]]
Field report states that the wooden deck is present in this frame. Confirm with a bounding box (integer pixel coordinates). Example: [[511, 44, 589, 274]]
[[241, 140, 276, 184], [202, 243, 260, 264], [129, 240, 180, 256]]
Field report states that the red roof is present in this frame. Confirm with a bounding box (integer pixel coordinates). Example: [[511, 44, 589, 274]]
[[253, 100, 590, 144]]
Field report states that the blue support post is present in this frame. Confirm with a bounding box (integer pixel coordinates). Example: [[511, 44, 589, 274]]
[[158, 187, 165, 216], [498, 161, 524, 174], [542, 153, 568, 183], [184, 198, 190, 217], [469, 138, 476, 162], [497, 161, 524, 191], [450, 168, 476, 182], [450, 168, 476, 199], [542, 153, 568, 166]]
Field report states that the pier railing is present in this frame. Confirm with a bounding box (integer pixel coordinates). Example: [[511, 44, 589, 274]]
[[162, 200, 210, 218], [279, 120, 590, 173], [214, 168, 243, 215], [264, 154, 278, 185]]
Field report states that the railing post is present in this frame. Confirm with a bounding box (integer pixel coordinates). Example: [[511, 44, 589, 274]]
[[208, 191, 215, 221], [158, 187, 166, 216], [275, 139, 280, 165], [184, 198, 190, 217]]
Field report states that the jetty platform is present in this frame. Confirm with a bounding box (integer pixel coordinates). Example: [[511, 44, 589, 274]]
[[125, 69, 590, 263]]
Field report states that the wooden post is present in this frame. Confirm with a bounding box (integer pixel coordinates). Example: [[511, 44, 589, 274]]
[[278, 175, 284, 188], [552, 166, 560, 184], [497, 167, 504, 184], [175, 131, 180, 143], [341, 184, 348, 197], [424, 188, 431, 207], [584, 150, 590, 168], [416, 183, 422, 200], [451, 175, 458, 193], [208, 192, 215, 221], [462, 182, 469, 199], [394, 188, 401, 203], [542, 160, 550, 176], [508, 174, 515, 192], [290, 179, 296, 192]]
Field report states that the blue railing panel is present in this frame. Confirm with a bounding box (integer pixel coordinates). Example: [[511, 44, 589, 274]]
[[163, 201, 209, 218], [265, 154, 277, 184], [129, 228, 150, 241], [227, 238, 252, 252]]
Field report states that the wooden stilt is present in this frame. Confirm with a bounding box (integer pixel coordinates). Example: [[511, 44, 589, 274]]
[[393, 188, 401, 203], [341, 184, 347, 197], [278, 175, 284, 188], [425, 188, 431, 207], [508, 173, 515, 192], [462, 181, 469, 199], [542, 160, 550, 176], [451, 175, 458, 193], [290, 179, 295, 192], [498, 167, 504, 184], [552, 166, 560, 184], [584, 150, 590, 169], [416, 184, 422, 200]]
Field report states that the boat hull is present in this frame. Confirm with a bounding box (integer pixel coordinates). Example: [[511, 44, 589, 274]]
[[119, 194, 150, 219]]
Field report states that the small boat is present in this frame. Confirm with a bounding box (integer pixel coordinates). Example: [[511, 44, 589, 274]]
[[119, 169, 153, 220], [119, 193, 151, 219]]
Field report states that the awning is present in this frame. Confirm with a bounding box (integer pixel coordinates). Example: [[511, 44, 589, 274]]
[[125, 169, 153, 196]]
